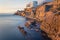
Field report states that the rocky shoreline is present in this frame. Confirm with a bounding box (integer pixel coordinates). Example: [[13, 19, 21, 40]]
[[15, 0, 60, 40]]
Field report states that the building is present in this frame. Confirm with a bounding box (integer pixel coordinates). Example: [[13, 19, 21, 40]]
[[25, 1, 38, 18], [26, 1, 38, 8]]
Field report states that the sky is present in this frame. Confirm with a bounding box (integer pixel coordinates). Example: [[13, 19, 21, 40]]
[[0, 0, 52, 13]]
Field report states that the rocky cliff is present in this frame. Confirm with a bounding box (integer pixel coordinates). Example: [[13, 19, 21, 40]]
[[40, 11, 60, 40], [15, 0, 60, 40], [37, 0, 60, 40]]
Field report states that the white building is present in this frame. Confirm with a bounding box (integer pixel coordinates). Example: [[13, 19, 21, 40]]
[[26, 1, 38, 8]]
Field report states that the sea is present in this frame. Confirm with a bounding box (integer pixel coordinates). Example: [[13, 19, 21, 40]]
[[0, 13, 43, 40]]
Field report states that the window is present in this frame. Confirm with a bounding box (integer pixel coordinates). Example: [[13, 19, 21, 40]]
[[45, 5, 53, 12]]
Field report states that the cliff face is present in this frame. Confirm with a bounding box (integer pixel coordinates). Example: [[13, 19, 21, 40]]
[[36, 5, 45, 21], [36, 0, 60, 40], [15, 0, 60, 40], [36, 2, 53, 21], [40, 11, 60, 40]]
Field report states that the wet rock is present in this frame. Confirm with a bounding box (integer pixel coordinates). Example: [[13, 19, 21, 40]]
[[18, 26, 27, 35], [41, 30, 52, 40], [25, 21, 31, 28], [35, 29, 39, 32], [18, 26, 24, 29]]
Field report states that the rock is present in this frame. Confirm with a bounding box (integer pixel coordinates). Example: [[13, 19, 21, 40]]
[[25, 21, 31, 27], [18, 26, 24, 29], [40, 10, 60, 40], [35, 0, 60, 40], [18, 26, 27, 36], [35, 29, 39, 32]]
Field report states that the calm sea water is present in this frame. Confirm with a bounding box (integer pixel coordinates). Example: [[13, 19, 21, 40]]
[[0, 14, 43, 40]]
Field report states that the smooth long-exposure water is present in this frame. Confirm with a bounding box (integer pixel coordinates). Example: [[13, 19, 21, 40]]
[[0, 14, 42, 40]]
